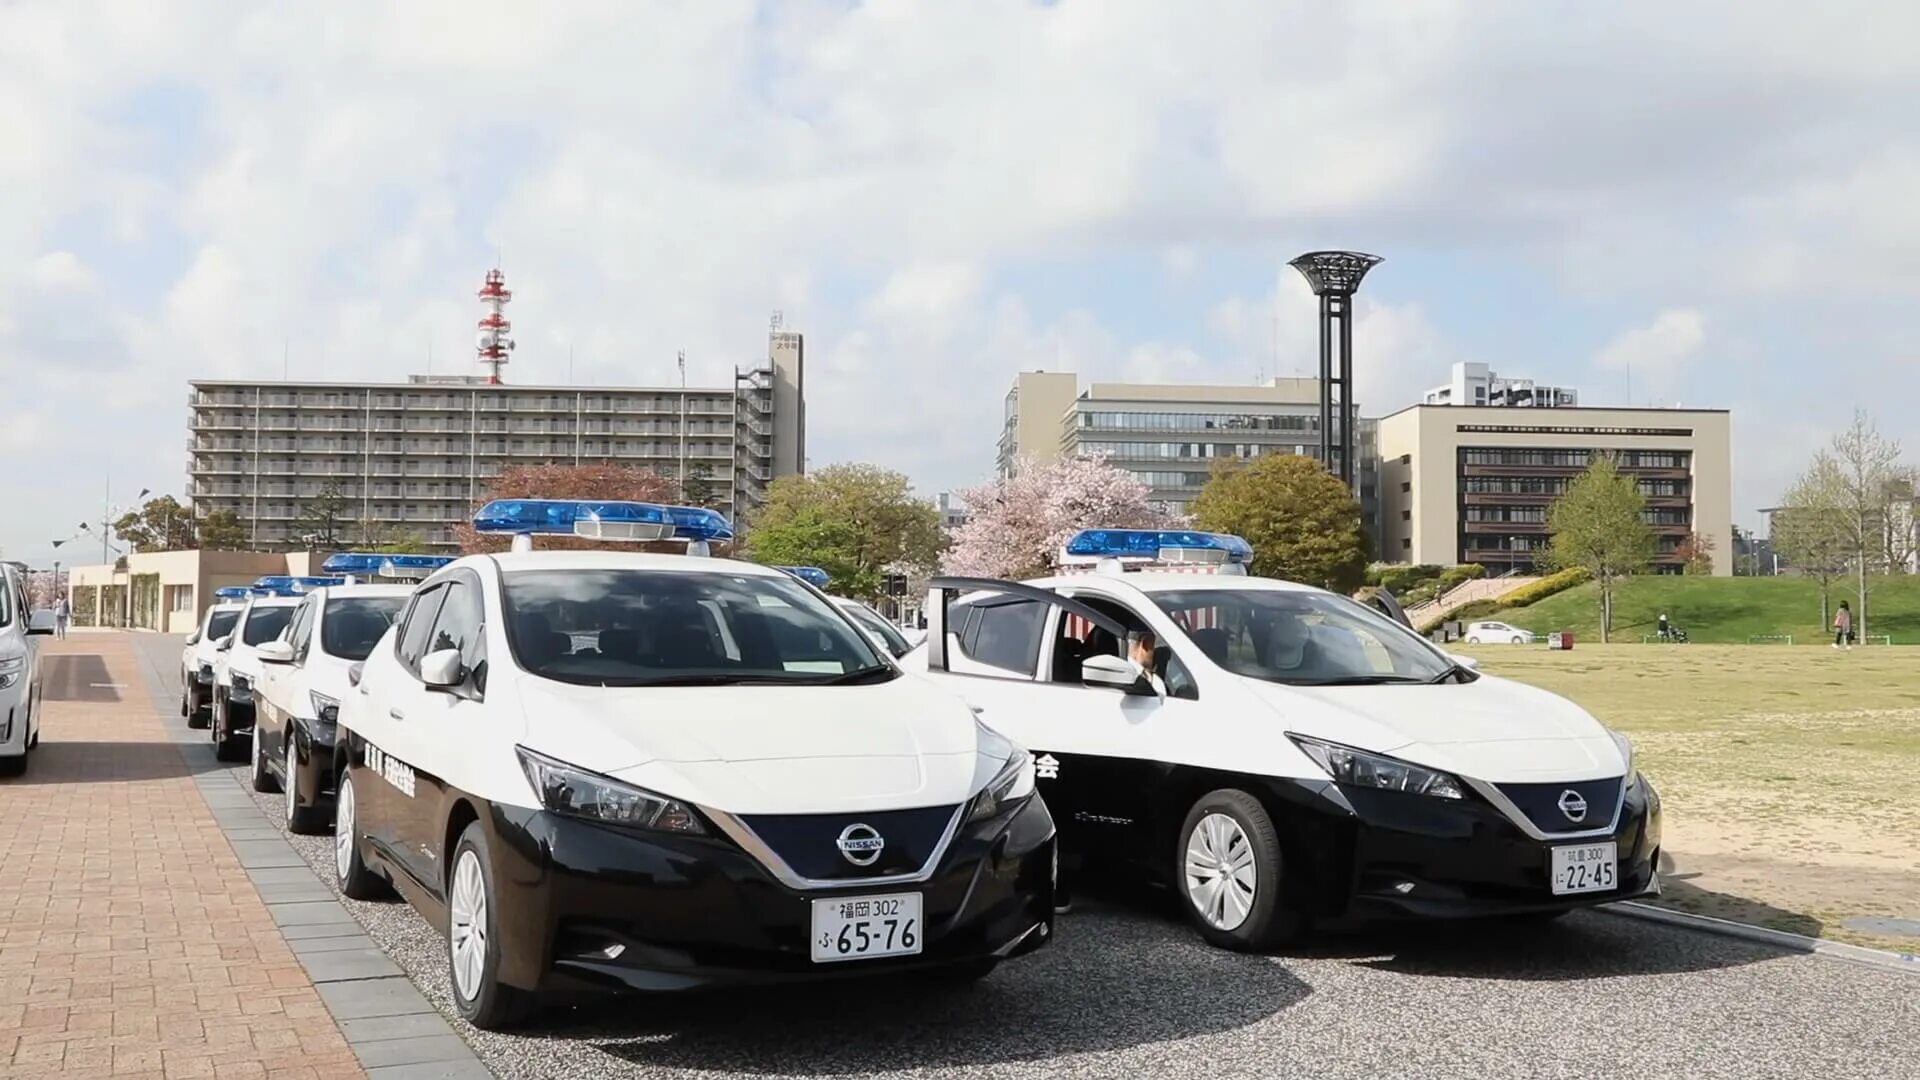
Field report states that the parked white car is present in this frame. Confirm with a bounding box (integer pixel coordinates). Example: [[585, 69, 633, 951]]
[[210, 596, 301, 762], [181, 599, 247, 728], [1464, 621, 1536, 645], [0, 563, 54, 777]]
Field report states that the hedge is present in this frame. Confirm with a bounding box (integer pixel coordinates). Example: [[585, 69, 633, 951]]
[[1367, 563, 1445, 592], [1500, 566, 1591, 607]]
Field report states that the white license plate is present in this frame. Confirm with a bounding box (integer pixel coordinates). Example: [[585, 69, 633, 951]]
[[810, 893, 922, 963], [1550, 841, 1619, 895]]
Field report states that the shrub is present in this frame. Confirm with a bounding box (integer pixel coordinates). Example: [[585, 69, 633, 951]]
[[1372, 563, 1445, 593], [1502, 567, 1592, 608]]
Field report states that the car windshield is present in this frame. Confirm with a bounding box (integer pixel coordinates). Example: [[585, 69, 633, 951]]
[[241, 605, 295, 646], [840, 602, 910, 657], [500, 569, 893, 687], [0, 574, 11, 628], [1151, 588, 1453, 686], [321, 597, 406, 660], [207, 610, 240, 640]]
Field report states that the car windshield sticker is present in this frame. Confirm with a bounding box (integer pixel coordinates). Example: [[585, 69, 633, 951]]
[[1035, 754, 1060, 779], [364, 743, 417, 798]]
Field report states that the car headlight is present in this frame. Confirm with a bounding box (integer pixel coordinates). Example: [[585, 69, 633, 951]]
[[1288, 734, 1466, 799], [197, 663, 214, 684], [1607, 728, 1634, 775], [230, 674, 252, 698], [0, 655, 19, 691], [967, 746, 1036, 823], [515, 746, 706, 835], [310, 691, 340, 729]]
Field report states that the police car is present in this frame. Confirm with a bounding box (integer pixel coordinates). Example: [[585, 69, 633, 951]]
[[181, 590, 249, 728], [0, 562, 53, 778], [333, 501, 1055, 1029], [250, 577, 435, 832], [210, 593, 303, 762], [915, 529, 1661, 950]]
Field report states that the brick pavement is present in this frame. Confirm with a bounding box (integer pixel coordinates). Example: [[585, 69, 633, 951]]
[[0, 635, 364, 1079]]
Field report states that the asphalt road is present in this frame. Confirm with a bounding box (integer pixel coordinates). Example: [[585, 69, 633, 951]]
[[130, 634, 1920, 1080]]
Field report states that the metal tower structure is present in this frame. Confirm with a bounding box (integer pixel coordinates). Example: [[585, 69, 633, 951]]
[[1288, 250, 1382, 492], [476, 269, 515, 384]]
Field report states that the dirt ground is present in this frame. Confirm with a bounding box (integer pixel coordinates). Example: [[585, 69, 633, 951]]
[[1478, 644, 1920, 953]]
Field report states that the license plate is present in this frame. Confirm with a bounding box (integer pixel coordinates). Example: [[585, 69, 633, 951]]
[[810, 893, 922, 963], [1550, 841, 1619, 895]]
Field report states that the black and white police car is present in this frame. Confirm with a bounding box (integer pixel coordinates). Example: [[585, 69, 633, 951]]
[[251, 577, 434, 832], [210, 592, 303, 762], [333, 500, 1055, 1029], [181, 590, 249, 728], [915, 528, 1661, 950]]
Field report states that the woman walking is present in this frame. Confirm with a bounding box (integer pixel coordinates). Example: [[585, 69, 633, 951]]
[[1833, 600, 1852, 650]]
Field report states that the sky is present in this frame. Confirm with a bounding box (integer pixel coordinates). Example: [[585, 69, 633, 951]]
[[4, 0, 1918, 568]]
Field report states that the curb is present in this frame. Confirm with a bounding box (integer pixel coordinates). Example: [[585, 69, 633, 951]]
[[1602, 901, 1920, 976], [131, 634, 498, 1080]]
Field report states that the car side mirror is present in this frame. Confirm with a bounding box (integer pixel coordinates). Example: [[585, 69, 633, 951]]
[[420, 648, 466, 691], [26, 610, 56, 636], [216, 635, 234, 651], [186, 631, 201, 645], [1082, 654, 1155, 695], [347, 662, 364, 688], [1449, 653, 1480, 670], [256, 640, 295, 665]]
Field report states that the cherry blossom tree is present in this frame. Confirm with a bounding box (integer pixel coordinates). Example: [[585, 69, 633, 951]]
[[944, 455, 1176, 579]]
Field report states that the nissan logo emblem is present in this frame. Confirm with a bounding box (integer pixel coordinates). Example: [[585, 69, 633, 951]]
[[1558, 789, 1588, 823], [836, 823, 885, 867]]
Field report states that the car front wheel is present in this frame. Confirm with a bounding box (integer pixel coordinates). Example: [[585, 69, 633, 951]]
[[1466, 635, 1482, 644], [284, 733, 327, 835], [249, 722, 279, 793], [1511, 635, 1525, 644], [447, 822, 537, 1030], [1177, 789, 1295, 951], [334, 768, 395, 901]]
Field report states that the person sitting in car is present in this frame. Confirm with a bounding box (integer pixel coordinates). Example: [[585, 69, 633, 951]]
[[1129, 630, 1168, 696]]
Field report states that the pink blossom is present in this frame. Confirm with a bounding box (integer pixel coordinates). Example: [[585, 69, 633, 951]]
[[943, 455, 1178, 579]]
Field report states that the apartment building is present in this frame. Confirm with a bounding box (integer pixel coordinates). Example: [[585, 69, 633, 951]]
[[994, 371, 1377, 526], [1377, 405, 1732, 575], [187, 332, 804, 551], [1424, 361, 1579, 408]]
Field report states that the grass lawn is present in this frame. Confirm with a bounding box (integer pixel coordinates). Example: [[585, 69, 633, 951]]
[[1497, 574, 1920, 645], [1477, 644, 1920, 953]]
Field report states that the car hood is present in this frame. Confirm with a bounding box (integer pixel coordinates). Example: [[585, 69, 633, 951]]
[[512, 675, 1000, 815], [1242, 673, 1624, 783]]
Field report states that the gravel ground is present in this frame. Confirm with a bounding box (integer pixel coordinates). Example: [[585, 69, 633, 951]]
[[136, 636, 1920, 1080]]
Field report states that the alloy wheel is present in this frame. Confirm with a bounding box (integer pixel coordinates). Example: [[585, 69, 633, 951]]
[[335, 776, 357, 883], [284, 737, 298, 825], [1183, 812, 1257, 931], [448, 849, 489, 1002]]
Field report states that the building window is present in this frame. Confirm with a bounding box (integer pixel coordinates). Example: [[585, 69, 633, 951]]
[[1400, 481, 1411, 493], [1401, 510, 1411, 521], [1401, 539, 1411, 550], [1399, 454, 1412, 465]]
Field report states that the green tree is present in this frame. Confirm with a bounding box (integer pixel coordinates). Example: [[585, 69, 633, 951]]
[[294, 481, 355, 549], [1542, 456, 1654, 642], [112, 495, 197, 552], [745, 464, 944, 600], [1189, 454, 1368, 591], [1820, 411, 1902, 640], [681, 463, 718, 508], [197, 510, 249, 551]]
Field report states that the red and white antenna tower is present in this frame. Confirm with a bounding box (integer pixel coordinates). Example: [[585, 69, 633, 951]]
[[475, 268, 515, 384]]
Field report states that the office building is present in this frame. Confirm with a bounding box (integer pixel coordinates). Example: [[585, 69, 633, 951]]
[[1424, 362, 1579, 409], [187, 331, 805, 551], [994, 372, 1376, 523], [1376, 405, 1732, 575]]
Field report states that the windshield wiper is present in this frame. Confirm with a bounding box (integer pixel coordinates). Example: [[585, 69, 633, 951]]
[[599, 674, 809, 687], [1427, 662, 1477, 685], [799, 665, 899, 686], [1292, 674, 1429, 686]]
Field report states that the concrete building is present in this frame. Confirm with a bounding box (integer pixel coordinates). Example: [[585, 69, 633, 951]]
[[994, 372, 1376, 523], [187, 332, 804, 551], [935, 492, 970, 532], [1424, 362, 1579, 409], [1377, 405, 1732, 575], [67, 550, 327, 632]]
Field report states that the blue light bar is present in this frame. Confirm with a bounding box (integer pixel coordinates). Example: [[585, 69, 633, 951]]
[[663, 505, 736, 543], [1062, 529, 1254, 564], [471, 499, 673, 538], [321, 552, 455, 576], [213, 586, 253, 600], [774, 566, 832, 589], [251, 575, 347, 596]]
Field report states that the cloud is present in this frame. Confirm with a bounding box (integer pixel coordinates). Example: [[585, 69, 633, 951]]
[[1593, 309, 1708, 405]]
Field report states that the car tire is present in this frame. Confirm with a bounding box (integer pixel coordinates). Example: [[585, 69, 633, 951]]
[[180, 682, 190, 717], [212, 693, 245, 763], [1176, 789, 1296, 951], [1466, 635, 1482, 644], [249, 722, 279, 793], [284, 733, 327, 835], [447, 822, 538, 1030], [1511, 635, 1525, 644], [186, 686, 209, 730], [334, 768, 395, 901]]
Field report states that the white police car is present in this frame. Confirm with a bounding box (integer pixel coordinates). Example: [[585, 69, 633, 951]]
[[0, 562, 54, 777], [210, 593, 303, 762], [916, 529, 1661, 950], [181, 591, 249, 728], [333, 501, 1055, 1029], [251, 577, 434, 832]]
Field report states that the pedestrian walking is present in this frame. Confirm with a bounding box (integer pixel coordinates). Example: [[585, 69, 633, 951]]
[[53, 595, 69, 640], [1833, 601, 1852, 650]]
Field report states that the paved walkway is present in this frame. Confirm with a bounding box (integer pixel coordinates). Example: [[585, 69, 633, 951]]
[[0, 635, 364, 1079]]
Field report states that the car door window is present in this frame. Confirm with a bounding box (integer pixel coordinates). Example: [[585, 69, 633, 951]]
[[427, 580, 486, 694], [960, 598, 1047, 675], [287, 600, 316, 662], [1059, 593, 1199, 701], [396, 585, 448, 674]]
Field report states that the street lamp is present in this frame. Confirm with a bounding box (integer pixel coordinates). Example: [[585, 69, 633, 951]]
[[1288, 251, 1382, 492]]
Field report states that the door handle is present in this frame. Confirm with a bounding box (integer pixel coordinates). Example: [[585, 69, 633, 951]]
[[389, 708, 405, 721]]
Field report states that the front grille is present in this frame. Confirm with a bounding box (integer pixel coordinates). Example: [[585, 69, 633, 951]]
[[739, 805, 960, 882], [1494, 778, 1623, 833]]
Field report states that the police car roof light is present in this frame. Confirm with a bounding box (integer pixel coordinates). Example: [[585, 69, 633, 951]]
[[213, 586, 253, 600], [663, 505, 736, 544], [774, 566, 833, 589], [472, 499, 674, 541], [1062, 529, 1254, 564], [251, 575, 347, 595], [322, 552, 456, 576]]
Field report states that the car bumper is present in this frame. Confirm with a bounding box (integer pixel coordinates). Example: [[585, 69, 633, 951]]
[[480, 794, 1057, 995], [0, 695, 25, 754], [288, 723, 339, 809], [1269, 774, 1662, 920]]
